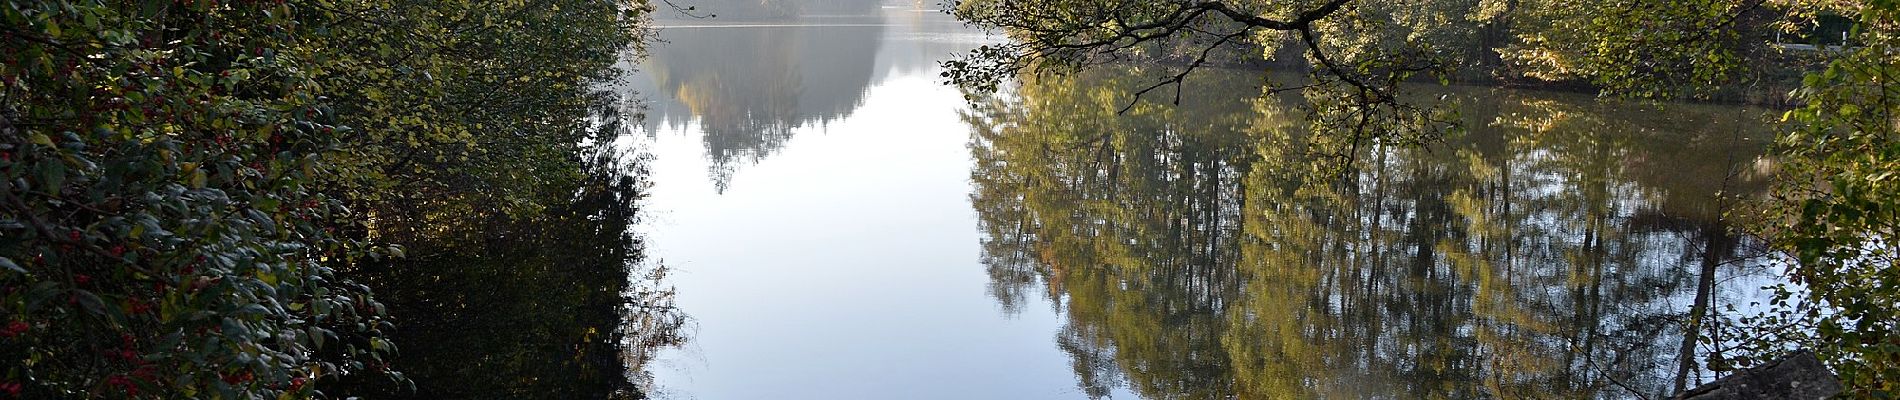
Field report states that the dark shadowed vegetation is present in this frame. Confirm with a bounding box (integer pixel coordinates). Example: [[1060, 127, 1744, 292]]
[[1, 0, 684, 398]]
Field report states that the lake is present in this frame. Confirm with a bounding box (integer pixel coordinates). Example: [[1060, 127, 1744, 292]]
[[620, 5, 1780, 399]]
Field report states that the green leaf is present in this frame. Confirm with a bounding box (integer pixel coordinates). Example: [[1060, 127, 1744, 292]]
[[40, 161, 67, 195], [73, 290, 106, 316], [309, 326, 326, 349]]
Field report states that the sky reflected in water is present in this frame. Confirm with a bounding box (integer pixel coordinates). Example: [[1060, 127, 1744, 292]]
[[626, 7, 1102, 399]]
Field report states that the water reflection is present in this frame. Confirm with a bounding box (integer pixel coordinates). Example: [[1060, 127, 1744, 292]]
[[332, 153, 687, 399], [635, 6, 994, 192], [967, 68, 1776, 398], [638, 23, 881, 191], [631, 12, 1083, 398], [655, 0, 884, 20]]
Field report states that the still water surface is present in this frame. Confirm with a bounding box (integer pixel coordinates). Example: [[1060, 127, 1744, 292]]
[[622, 6, 1779, 399]]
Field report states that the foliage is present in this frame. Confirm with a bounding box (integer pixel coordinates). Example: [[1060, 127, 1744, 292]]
[[1498, 0, 1770, 98], [1737, 2, 1900, 397], [0, 0, 661, 398], [299, 0, 650, 246], [946, 0, 1455, 153], [1, 2, 395, 398], [944, 0, 1806, 151]]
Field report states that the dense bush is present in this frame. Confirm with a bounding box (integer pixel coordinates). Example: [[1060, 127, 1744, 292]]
[[1, 0, 654, 398], [1751, 3, 1900, 396]]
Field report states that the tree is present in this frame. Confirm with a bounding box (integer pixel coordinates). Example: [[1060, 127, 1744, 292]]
[[945, 0, 1786, 151], [1, 0, 664, 398]]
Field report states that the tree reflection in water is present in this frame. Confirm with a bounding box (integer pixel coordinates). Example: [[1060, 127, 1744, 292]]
[[967, 68, 1777, 399], [330, 151, 687, 399], [639, 23, 883, 192]]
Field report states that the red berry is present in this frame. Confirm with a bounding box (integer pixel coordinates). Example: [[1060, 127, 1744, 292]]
[[75, 274, 91, 285], [107, 374, 139, 395], [1, 320, 27, 337]]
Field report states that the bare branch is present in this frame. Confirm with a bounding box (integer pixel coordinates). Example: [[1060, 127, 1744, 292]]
[[1119, 29, 1248, 114]]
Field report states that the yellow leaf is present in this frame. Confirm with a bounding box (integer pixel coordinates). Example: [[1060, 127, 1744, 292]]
[[189, 169, 207, 188]]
